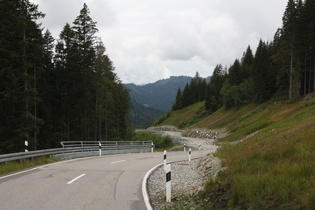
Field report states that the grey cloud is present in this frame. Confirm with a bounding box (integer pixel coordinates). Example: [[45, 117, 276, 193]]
[[31, 0, 288, 85]]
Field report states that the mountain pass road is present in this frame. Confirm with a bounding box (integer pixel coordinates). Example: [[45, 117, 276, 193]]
[[0, 150, 214, 210]]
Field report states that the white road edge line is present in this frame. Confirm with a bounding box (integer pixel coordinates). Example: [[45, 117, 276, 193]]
[[0, 156, 99, 181], [67, 173, 86, 185], [142, 163, 163, 210], [111, 160, 126, 164], [0, 154, 129, 181]]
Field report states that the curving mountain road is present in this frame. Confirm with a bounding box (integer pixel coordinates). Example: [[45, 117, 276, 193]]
[[0, 150, 215, 210]]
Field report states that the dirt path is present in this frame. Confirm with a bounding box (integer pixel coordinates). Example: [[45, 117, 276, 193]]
[[162, 130, 219, 152]]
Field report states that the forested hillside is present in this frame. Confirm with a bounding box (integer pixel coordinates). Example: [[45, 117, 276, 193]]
[[129, 99, 164, 129], [172, 0, 315, 113], [124, 76, 195, 112], [125, 75, 210, 128], [126, 75, 211, 128], [0, 1, 131, 154]]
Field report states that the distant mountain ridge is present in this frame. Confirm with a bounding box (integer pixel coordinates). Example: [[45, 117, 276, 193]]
[[124, 75, 210, 128], [125, 76, 206, 111]]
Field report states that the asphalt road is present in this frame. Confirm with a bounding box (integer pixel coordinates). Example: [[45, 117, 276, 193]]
[[0, 150, 214, 210]]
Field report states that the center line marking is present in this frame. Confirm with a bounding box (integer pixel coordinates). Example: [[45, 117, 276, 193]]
[[67, 173, 86, 185], [111, 160, 126, 164]]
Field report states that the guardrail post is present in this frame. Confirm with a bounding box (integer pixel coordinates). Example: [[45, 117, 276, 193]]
[[166, 164, 171, 202], [99, 142, 102, 156], [25, 141, 28, 152], [189, 148, 191, 162]]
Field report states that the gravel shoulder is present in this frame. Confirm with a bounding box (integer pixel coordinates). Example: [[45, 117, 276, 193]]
[[148, 154, 222, 210], [146, 126, 224, 209]]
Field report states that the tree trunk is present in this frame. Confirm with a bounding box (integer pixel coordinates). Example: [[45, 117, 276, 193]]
[[289, 51, 293, 99], [23, 20, 30, 150], [314, 57, 315, 91], [34, 60, 37, 150], [95, 90, 98, 141], [98, 99, 102, 141], [304, 53, 307, 95], [309, 59, 311, 94], [105, 94, 108, 142]]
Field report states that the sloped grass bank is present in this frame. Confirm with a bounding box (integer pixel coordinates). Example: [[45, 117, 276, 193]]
[[0, 157, 58, 176], [154, 102, 207, 128], [155, 96, 315, 209], [203, 97, 315, 209]]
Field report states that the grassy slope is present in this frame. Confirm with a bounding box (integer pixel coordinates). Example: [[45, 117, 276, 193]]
[[0, 157, 58, 176], [155, 96, 315, 209]]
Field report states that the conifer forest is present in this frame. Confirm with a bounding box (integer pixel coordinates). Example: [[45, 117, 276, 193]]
[[0, 2, 131, 154], [172, 0, 315, 113]]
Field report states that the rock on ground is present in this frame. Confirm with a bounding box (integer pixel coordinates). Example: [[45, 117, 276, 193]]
[[147, 154, 222, 210]]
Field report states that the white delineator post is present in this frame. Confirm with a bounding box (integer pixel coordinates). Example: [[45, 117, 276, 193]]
[[25, 141, 28, 152], [184, 143, 186, 152], [99, 142, 102, 156], [189, 148, 191, 162], [151, 143, 154, 153], [164, 150, 167, 170], [165, 164, 171, 202]]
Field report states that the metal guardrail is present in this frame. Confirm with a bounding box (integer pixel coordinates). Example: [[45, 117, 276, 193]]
[[0, 141, 154, 163]]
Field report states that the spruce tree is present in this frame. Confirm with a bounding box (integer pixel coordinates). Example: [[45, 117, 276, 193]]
[[252, 40, 275, 102], [229, 59, 242, 85], [241, 46, 254, 80], [205, 64, 226, 112], [172, 88, 183, 111]]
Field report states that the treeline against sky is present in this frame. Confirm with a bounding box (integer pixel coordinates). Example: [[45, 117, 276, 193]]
[[0, 2, 131, 154], [173, 0, 315, 113]]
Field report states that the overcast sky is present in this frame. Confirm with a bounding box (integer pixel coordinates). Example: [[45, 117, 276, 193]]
[[31, 0, 288, 85]]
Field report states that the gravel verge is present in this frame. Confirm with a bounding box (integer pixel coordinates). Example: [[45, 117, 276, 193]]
[[147, 153, 222, 210]]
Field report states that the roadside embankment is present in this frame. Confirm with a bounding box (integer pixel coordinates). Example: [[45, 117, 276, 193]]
[[147, 153, 222, 210]]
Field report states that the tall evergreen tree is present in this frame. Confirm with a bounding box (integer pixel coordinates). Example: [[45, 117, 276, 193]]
[[241, 46, 254, 80], [252, 40, 275, 102], [205, 64, 226, 112], [282, 0, 300, 99], [36, 29, 55, 149], [303, 0, 315, 93], [228, 59, 242, 85], [172, 88, 183, 111]]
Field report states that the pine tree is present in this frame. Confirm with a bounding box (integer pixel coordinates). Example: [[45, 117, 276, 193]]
[[252, 40, 275, 102], [241, 46, 254, 80], [37, 30, 56, 148], [205, 64, 226, 112], [282, 0, 301, 99], [303, 0, 315, 93], [72, 3, 99, 140], [172, 88, 183, 111], [229, 59, 242, 85]]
